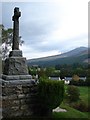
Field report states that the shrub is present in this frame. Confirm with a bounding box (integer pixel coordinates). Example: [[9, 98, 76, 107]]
[[66, 85, 80, 102], [71, 100, 88, 112], [35, 78, 64, 116]]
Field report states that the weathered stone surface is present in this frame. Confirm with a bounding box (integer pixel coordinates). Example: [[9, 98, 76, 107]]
[[2, 79, 35, 86], [12, 7, 21, 50], [12, 106, 19, 111], [2, 7, 37, 118], [18, 94, 25, 99], [3, 94, 18, 100], [0, 108, 2, 120], [23, 88, 30, 94], [20, 99, 26, 105], [2, 108, 23, 117], [2, 75, 19, 80], [2, 75, 32, 80], [3, 57, 28, 75], [2, 78, 37, 118], [20, 105, 28, 110], [9, 50, 22, 57], [23, 109, 33, 116], [19, 75, 32, 79]]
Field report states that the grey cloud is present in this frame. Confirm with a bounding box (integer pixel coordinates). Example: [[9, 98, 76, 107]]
[[20, 20, 56, 45], [2, 2, 87, 58], [27, 34, 88, 53], [2, 2, 61, 47]]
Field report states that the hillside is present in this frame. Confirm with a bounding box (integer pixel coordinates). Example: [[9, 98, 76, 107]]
[[27, 47, 89, 67]]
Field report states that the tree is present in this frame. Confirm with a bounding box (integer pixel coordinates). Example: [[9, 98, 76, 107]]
[[37, 68, 46, 78], [45, 67, 55, 77], [1, 24, 24, 60]]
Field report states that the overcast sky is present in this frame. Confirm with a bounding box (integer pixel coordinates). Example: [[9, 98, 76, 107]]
[[1, 0, 88, 59]]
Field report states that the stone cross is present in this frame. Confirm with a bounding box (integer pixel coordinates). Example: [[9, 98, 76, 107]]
[[12, 7, 21, 50]]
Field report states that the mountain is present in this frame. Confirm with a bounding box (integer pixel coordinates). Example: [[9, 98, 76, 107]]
[[27, 47, 89, 67]]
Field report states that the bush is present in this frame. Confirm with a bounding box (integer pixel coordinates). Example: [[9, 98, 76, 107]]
[[66, 85, 80, 102], [71, 100, 88, 112], [35, 78, 64, 116]]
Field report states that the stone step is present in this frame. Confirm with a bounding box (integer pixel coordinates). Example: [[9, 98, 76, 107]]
[[2, 74, 32, 80], [2, 79, 36, 86]]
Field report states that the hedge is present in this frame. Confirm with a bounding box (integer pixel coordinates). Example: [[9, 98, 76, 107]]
[[34, 77, 64, 116]]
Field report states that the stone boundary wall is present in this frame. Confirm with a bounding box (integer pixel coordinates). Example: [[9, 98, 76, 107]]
[[2, 79, 37, 118]]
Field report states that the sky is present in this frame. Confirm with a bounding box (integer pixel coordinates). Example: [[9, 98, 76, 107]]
[[1, 0, 89, 59]]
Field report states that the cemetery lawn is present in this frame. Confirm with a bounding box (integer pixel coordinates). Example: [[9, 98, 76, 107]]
[[52, 103, 88, 118], [52, 86, 89, 119], [78, 86, 89, 105]]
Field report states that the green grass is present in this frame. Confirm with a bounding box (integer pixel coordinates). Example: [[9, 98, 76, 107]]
[[52, 85, 89, 119], [52, 103, 88, 118], [78, 86, 89, 105]]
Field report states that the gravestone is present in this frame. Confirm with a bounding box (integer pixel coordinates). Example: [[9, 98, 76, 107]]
[[2, 7, 36, 118]]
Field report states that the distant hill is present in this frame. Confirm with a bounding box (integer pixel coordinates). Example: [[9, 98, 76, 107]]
[[27, 47, 89, 67]]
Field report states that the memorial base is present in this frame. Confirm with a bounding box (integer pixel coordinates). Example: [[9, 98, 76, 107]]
[[3, 57, 28, 75], [2, 79, 37, 118], [2, 48, 38, 118]]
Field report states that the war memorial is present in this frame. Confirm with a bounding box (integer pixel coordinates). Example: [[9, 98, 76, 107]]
[[2, 7, 37, 118]]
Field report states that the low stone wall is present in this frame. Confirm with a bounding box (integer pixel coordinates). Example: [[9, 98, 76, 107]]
[[2, 79, 37, 118]]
